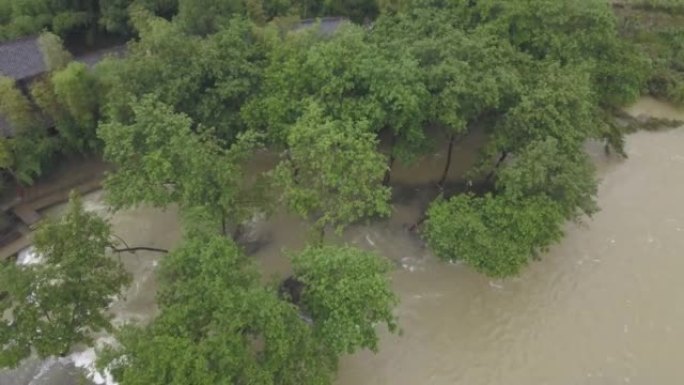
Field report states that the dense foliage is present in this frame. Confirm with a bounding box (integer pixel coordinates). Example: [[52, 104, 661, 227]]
[[425, 193, 565, 277], [0, 195, 130, 367], [99, 95, 260, 233], [0, 76, 56, 186], [615, 0, 684, 105], [274, 103, 391, 238], [0, 0, 178, 42], [99, 236, 397, 385], [0, 0, 380, 41], [292, 245, 397, 354], [1, 0, 681, 382]]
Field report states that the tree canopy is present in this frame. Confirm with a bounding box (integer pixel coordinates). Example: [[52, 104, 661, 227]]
[[243, 22, 428, 158], [106, 235, 336, 385], [496, 137, 598, 220], [0, 195, 130, 368], [0, 77, 55, 185], [98, 12, 265, 142], [100, 235, 397, 385], [274, 103, 391, 237], [0, 0, 178, 42], [292, 245, 397, 354], [424, 193, 565, 277], [99, 95, 260, 234], [0, 0, 679, 381]]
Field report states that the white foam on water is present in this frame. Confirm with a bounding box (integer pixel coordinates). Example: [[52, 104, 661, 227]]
[[16, 247, 43, 265], [69, 336, 119, 385]]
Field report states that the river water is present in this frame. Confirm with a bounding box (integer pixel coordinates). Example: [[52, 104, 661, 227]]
[[2, 97, 684, 385]]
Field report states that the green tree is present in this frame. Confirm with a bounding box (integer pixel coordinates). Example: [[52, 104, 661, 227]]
[[6, 129, 56, 185], [424, 193, 565, 277], [100, 235, 400, 385], [292, 244, 398, 354], [246, 0, 267, 24], [51, 62, 101, 151], [99, 13, 263, 141], [0, 0, 180, 42], [100, 0, 180, 35], [273, 104, 391, 238], [0, 195, 131, 368], [0, 77, 41, 132], [371, 9, 523, 184], [100, 235, 337, 385], [496, 137, 598, 220], [0, 76, 55, 185], [615, 2, 684, 105], [479, 0, 648, 107], [244, 23, 428, 180], [175, 0, 243, 35], [376, 0, 409, 14], [30, 61, 103, 156], [37, 31, 72, 71], [0, 0, 94, 42], [481, 62, 598, 176], [99, 95, 260, 235]]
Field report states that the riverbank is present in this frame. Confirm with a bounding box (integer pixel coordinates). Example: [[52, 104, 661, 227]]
[[0, 156, 108, 260]]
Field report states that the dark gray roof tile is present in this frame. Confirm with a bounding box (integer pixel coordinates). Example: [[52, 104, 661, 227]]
[[0, 36, 46, 81]]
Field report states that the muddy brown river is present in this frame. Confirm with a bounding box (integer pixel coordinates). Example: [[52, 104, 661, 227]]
[[2, 97, 684, 385]]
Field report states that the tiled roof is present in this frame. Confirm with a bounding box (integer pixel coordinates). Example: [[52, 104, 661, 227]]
[[0, 36, 46, 81]]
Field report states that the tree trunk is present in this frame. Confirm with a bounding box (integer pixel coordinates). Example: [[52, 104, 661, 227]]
[[383, 135, 397, 186], [232, 223, 244, 242], [485, 151, 508, 183], [285, 150, 300, 184], [221, 214, 227, 236], [438, 134, 456, 187], [85, 0, 98, 47], [383, 154, 395, 186], [318, 226, 325, 245]]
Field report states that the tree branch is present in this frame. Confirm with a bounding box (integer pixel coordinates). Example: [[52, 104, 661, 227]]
[[108, 234, 168, 254], [110, 246, 169, 254]]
